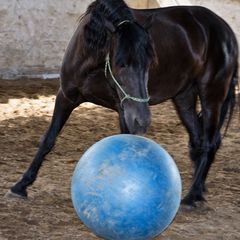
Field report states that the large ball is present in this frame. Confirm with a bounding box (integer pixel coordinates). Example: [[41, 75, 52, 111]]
[[71, 135, 182, 240]]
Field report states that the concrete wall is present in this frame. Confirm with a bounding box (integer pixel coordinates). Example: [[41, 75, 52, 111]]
[[0, 0, 239, 79], [127, 0, 160, 8], [0, 0, 93, 79]]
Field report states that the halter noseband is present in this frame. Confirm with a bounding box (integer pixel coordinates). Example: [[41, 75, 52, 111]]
[[105, 53, 150, 106]]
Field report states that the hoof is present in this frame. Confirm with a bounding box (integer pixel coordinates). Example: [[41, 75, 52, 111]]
[[4, 190, 28, 200], [181, 197, 196, 207], [182, 192, 206, 205], [180, 196, 212, 212], [180, 201, 213, 212], [194, 201, 213, 211], [179, 203, 196, 212], [10, 183, 28, 198]]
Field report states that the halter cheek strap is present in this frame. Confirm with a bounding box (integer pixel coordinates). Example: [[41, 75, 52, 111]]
[[117, 20, 132, 27], [105, 53, 150, 106]]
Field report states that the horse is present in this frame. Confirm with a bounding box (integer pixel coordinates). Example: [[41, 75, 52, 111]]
[[10, 0, 239, 207]]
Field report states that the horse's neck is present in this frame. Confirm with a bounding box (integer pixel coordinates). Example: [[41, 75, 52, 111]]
[[62, 20, 105, 74]]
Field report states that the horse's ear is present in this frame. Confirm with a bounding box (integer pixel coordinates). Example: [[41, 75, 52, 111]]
[[143, 14, 154, 30], [104, 20, 116, 34]]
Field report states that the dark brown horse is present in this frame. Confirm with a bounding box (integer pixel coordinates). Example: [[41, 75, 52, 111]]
[[11, 0, 239, 206]]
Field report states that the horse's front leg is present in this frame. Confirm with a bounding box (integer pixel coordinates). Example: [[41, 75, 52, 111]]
[[182, 104, 222, 206], [173, 87, 205, 206], [10, 89, 82, 198]]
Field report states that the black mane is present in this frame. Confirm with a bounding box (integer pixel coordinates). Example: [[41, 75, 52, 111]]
[[82, 0, 156, 66], [114, 23, 156, 68], [83, 0, 134, 51]]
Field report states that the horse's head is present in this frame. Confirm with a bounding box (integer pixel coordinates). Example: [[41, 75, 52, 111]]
[[106, 21, 156, 134], [83, 1, 156, 134]]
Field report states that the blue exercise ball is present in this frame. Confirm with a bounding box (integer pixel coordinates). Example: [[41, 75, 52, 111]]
[[71, 135, 182, 240]]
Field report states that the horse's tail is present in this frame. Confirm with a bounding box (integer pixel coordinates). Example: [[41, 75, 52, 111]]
[[221, 62, 239, 136]]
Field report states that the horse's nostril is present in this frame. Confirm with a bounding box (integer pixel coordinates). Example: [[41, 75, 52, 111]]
[[135, 118, 143, 128], [134, 118, 149, 134], [135, 116, 151, 127]]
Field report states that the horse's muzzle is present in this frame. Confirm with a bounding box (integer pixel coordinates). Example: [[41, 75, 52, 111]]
[[124, 104, 151, 135]]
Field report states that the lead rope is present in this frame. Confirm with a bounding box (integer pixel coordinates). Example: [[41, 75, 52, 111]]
[[105, 53, 150, 106]]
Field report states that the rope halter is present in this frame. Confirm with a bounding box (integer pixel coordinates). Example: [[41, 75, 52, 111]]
[[105, 53, 150, 106]]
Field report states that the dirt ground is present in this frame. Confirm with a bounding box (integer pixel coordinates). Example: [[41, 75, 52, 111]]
[[0, 79, 239, 240]]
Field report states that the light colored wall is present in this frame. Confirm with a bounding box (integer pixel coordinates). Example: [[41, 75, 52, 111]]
[[0, 0, 92, 79], [0, 0, 239, 79], [157, 0, 191, 7], [126, 0, 159, 8]]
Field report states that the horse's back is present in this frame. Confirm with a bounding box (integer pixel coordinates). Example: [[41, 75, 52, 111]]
[[132, 6, 238, 104], [134, 5, 238, 64], [134, 5, 238, 66]]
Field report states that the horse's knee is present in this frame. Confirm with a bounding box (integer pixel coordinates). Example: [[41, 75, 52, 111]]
[[189, 131, 221, 162], [60, 87, 82, 106], [205, 133, 222, 160], [189, 141, 203, 163], [39, 134, 56, 155]]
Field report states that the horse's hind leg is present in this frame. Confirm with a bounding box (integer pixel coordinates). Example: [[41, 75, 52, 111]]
[[182, 65, 234, 205], [10, 88, 82, 198], [182, 99, 223, 205]]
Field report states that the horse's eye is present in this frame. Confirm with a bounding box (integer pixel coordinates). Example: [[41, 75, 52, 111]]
[[119, 63, 129, 69]]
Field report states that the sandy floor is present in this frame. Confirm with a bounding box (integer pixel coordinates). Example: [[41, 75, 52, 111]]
[[0, 79, 239, 240]]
